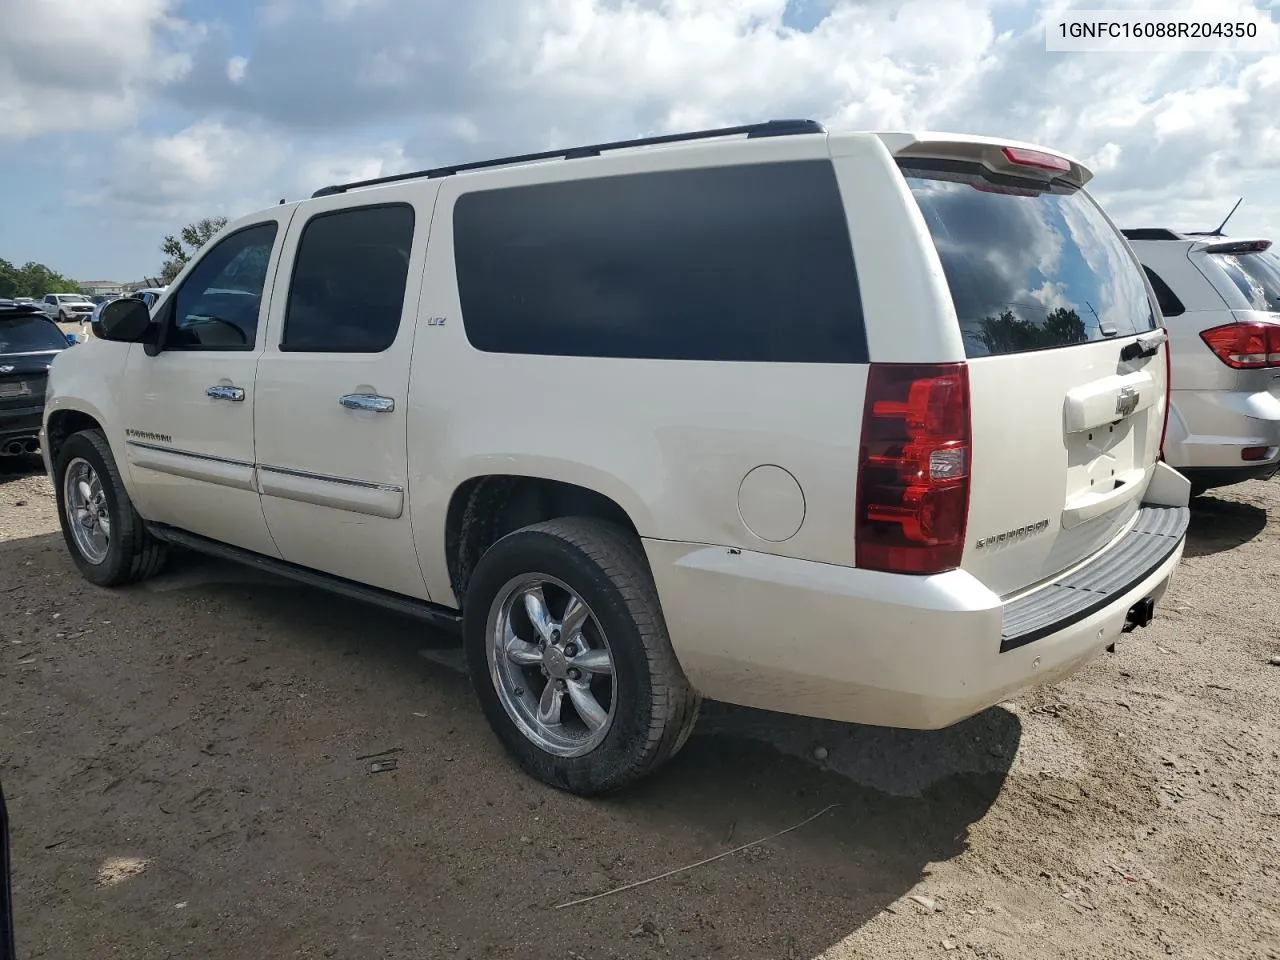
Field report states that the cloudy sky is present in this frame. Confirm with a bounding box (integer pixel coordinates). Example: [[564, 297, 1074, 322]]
[[2, 0, 1279, 282]]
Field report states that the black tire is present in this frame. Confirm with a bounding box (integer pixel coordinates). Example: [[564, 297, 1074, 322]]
[[463, 517, 700, 795], [53, 429, 167, 587]]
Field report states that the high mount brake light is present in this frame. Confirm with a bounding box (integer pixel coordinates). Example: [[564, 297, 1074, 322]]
[[856, 364, 971, 575], [1001, 146, 1071, 174], [1199, 322, 1280, 369], [1203, 239, 1272, 255]]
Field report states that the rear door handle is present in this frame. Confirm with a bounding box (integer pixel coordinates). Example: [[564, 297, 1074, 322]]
[[339, 394, 395, 414], [207, 385, 245, 402]]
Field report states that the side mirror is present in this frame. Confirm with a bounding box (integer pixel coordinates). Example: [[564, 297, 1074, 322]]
[[94, 298, 152, 343]]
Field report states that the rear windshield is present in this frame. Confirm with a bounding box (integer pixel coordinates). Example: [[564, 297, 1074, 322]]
[[1210, 250, 1280, 312], [0, 314, 69, 353], [902, 162, 1155, 358]]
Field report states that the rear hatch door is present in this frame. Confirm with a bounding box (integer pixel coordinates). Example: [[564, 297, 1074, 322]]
[[900, 153, 1167, 598]]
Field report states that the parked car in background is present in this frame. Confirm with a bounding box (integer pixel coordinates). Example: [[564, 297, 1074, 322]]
[[1, 302, 74, 457], [46, 121, 1189, 794], [131, 287, 168, 311], [41, 293, 94, 324], [1124, 228, 1280, 497]]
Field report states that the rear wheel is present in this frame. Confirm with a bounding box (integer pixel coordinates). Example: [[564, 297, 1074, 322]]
[[53, 430, 167, 586], [464, 517, 700, 795]]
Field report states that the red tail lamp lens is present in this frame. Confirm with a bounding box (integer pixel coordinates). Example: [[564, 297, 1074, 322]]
[[857, 364, 972, 575]]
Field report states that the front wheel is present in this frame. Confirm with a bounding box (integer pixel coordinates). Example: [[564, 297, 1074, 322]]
[[464, 517, 700, 795], [53, 430, 167, 586]]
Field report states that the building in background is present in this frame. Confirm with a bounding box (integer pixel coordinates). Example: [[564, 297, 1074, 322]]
[[78, 280, 124, 297]]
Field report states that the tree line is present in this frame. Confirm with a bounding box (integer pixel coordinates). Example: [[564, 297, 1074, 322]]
[[1, 214, 229, 301], [0, 260, 81, 299]]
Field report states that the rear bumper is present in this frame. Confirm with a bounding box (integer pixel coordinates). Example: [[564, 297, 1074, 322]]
[[0, 404, 43, 444], [1164, 387, 1280, 471], [645, 504, 1189, 729]]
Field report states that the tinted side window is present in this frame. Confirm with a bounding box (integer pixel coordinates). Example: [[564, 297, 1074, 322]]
[[1142, 266, 1185, 317], [167, 222, 278, 351], [282, 204, 415, 353], [453, 161, 866, 363]]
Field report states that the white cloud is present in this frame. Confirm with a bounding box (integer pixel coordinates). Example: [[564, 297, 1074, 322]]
[[0, 0, 195, 139], [8, 0, 1280, 275]]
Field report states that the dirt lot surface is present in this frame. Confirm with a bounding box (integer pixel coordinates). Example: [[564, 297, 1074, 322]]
[[2, 456, 1278, 960]]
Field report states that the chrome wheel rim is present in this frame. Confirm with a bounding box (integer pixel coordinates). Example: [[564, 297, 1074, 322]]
[[63, 457, 111, 565], [487, 574, 616, 758]]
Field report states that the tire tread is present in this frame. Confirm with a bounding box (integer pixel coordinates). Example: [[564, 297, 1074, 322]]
[[466, 516, 700, 794], [57, 429, 167, 586]]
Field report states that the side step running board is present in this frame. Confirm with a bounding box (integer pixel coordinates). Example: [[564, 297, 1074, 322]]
[[145, 523, 463, 634]]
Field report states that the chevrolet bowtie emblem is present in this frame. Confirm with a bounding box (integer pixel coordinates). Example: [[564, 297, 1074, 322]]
[[1115, 386, 1140, 419]]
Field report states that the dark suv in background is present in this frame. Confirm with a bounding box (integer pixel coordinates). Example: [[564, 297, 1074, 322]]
[[0, 302, 74, 458]]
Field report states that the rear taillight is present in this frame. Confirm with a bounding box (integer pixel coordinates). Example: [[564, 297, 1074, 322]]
[[856, 363, 971, 575], [1159, 328, 1172, 460], [1199, 322, 1280, 369]]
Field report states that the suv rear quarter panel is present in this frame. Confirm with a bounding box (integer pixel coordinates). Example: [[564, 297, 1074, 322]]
[[407, 137, 895, 605]]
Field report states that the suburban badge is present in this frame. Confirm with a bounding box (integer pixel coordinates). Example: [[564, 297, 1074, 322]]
[[975, 518, 1050, 550]]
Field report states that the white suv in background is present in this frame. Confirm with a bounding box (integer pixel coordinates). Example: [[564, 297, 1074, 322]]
[[1124, 229, 1280, 497], [44, 121, 1189, 794]]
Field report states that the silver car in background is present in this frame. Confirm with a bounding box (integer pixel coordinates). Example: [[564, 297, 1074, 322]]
[[1124, 228, 1280, 497]]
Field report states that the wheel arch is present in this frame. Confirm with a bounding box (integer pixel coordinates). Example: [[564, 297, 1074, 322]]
[[442, 473, 650, 607], [44, 401, 110, 467]]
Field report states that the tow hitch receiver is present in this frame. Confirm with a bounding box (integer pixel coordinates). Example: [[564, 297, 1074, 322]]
[[1122, 596, 1156, 633]]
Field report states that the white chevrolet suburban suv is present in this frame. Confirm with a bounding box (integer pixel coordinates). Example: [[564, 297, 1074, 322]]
[[43, 120, 1190, 795]]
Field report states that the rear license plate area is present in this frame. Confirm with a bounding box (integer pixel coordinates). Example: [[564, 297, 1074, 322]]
[[0, 382, 30, 399]]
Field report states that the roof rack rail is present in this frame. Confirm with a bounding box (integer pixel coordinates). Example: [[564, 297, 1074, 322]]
[[311, 118, 827, 199], [1121, 228, 1184, 241]]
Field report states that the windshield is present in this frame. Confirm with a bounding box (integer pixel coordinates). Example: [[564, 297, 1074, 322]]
[[901, 162, 1155, 358], [59, 295, 90, 303], [0, 315, 70, 353], [1210, 250, 1280, 312]]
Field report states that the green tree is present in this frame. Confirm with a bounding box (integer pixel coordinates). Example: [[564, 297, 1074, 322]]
[[160, 216, 228, 284], [973, 307, 1086, 355], [0, 258, 80, 298]]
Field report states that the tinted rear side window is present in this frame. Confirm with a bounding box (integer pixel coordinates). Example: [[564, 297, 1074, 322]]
[[1210, 251, 1280, 312], [453, 161, 866, 362], [902, 162, 1155, 358], [1142, 266, 1185, 317], [283, 204, 415, 353]]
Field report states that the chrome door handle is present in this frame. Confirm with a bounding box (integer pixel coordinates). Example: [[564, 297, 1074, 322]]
[[207, 385, 245, 402], [339, 394, 395, 414]]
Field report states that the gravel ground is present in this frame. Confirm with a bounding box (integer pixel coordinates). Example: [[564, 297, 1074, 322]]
[[1, 455, 1278, 960]]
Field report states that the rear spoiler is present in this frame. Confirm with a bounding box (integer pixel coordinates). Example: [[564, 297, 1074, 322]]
[[1191, 238, 1272, 255], [871, 132, 1092, 188]]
